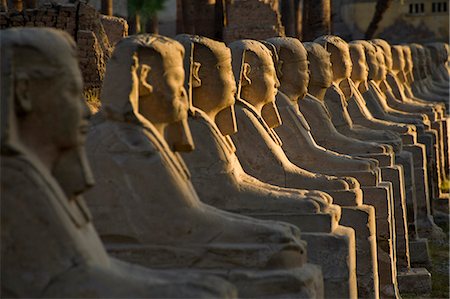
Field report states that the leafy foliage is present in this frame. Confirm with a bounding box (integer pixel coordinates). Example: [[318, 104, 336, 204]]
[[128, 0, 167, 18]]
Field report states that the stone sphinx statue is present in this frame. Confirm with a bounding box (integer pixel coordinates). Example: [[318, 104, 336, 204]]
[[353, 40, 444, 241], [299, 42, 395, 167], [265, 38, 380, 182], [380, 41, 443, 121], [174, 34, 333, 216], [426, 43, 450, 84], [402, 45, 446, 106], [346, 41, 425, 256], [228, 39, 362, 204], [299, 41, 403, 297], [227, 39, 359, 298], [423, 43, 450, 176], [174, 34, 364, 299], [396, 44, 448, 141], [373, 39, 448, 203], [84, 34, 324, 298], [0, 27, 237, 299], [313, 36, 403, 153], [409, 44, 448, 105], [264, 36, 383, 298], [344, 39, 435, 294]]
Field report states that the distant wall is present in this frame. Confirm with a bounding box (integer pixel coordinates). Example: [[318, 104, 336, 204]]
[[332, 0, 449, 43], [223, 0, 285, 43], [1, 1, 128, 91]]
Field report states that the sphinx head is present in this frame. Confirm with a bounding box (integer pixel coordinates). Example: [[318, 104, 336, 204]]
[[374, 45, 387, 81], [402, 45, 413, 73], [425, 43, 441, 67], [1, 28, 94, 196], [391, 45, 406, 73], [401, 45, 415, 83], [175, 34, 237, 136], [348, 42, 369, 82], [408, 43, 424, 79], [428, 42, 450, 66], [101, 34, 194, 151], [303, 42, 333, 89], [371, 39, 393, 72], [266, 37, 309, 101], [229, 39, 282, 128], [352, 40, 380, 81], [314, 35, 352, 83], [422, 47, 433, 75]]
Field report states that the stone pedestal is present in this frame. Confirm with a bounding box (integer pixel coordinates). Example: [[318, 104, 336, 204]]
[[398, 268, 432, 295], [409, 238, 432, 267], [380, 166, 410, 268]]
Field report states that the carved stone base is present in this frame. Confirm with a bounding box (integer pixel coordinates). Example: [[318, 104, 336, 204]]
[[398, 268, 432, 295], [246, 213, 357, 298], [409, 238, 432, 268], [339, 205, 379, 299]]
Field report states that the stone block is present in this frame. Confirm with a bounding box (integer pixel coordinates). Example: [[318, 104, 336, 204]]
[[398, 268, 432, 295], [409, 238, 432, 267]]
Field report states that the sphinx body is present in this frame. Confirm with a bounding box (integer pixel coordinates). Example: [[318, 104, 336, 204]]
[[85, 34, 324, 298], [262, 37, 384, 298], [0, 28, 237, 299], [226, 38, 361, 298], [409, 44, 448, 105], [372, 40, 447, 203], [314, 36, 418, 274], [400, 45, 450, 192], [299, 40, 406, 297], [350, 40, 444, 243], [174, 34, 366, 299]]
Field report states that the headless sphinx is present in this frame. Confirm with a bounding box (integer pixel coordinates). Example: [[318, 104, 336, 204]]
[[0, 28, 237, 299], [84, 34, 324, 298]]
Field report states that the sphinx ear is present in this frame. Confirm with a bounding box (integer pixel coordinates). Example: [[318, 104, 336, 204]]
[[241, 62, 252, 86], [138, 64, 154, 95], [192, 62, 202, 88], [14, 73, 32, 115]]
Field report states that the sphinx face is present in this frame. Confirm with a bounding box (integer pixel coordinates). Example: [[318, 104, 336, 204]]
[[363, 45, 378, 80], [43, 56, 90, 151], [349, 44, 369, 82], [374, 49, 387, 81], [193, 46, 237, 120], [138, 48, 189, 127], [329, 43, 352, 81], [15, 34, 95, 196], [391, 46, 405, 72], [240, 50, 280, 110], [308, 51, 333, 88], [422, 48, 433, 75], [281, 57, 310, 100], [378, 44, 393, 71], [402, 46, 413, 73]]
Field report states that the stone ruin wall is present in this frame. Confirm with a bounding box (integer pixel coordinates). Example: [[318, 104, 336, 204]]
[[223, 0, 285, 43], [0, 1, 127, 95]]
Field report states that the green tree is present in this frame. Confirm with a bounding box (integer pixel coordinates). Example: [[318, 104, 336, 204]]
[[128, 0, 167, 34]]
